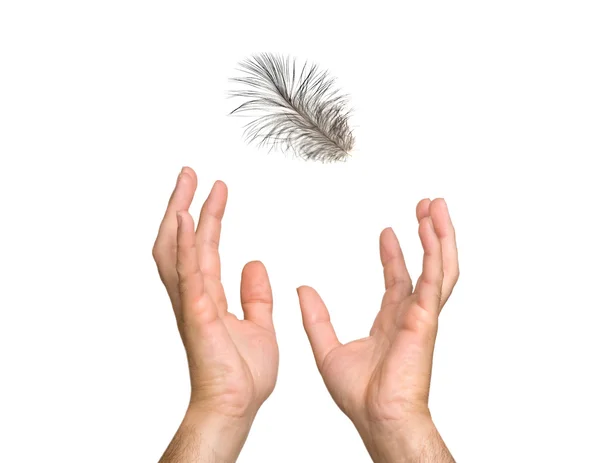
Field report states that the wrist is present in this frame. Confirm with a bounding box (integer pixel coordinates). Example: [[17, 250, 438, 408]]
[[166, 404, 253, 463], [359, 413, 453, 463], [184, 405, 253, 462]]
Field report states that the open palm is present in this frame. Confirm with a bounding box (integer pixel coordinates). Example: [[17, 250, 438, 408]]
[[297, 198, 458, 434], [152, 167, 278, 420]]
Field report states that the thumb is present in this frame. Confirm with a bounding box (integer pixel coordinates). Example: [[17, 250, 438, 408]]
[[297, 286, 341, 371], [240, 261, 274, 332]]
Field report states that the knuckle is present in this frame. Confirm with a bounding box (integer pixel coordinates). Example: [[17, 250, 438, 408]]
[[175, 259, 185, 276], [407, 304, 439, 332], [152, 243, 162, 262], [177, 266, 201, 291], [202, 236, 219, 250], [153, 239, 177, 264], [242, 285, 271, 305], [385, 275, 411, 290], [178, 278, 191, 298]]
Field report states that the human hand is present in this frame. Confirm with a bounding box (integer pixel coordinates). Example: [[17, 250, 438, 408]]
[[297, 199, 458, 462], [153, 167, 278, 462]]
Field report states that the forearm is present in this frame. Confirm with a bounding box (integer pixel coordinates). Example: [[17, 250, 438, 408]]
[[361, 417, 455, 463], [159, 406, 252, 463]]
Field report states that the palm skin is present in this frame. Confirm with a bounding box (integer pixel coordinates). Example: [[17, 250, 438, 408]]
[[152, 167, 278, 422], [298, 198, 458, 460]]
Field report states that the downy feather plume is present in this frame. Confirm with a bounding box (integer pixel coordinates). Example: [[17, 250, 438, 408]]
[[229, 53, 355, 162]]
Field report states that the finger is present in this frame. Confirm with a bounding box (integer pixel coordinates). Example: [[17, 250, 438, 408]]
[[379, 227, 412, 305], [429, 198, 459, 306], [412, 196, 433, 299], [195, 181, 228, 281], [414, 216, 444, 313], [416, 198, 432, 222], [297, 286, 341, 371], [176, 210, 217, 324], [153, 167, 198, 294], [240, 261, 274, 333]]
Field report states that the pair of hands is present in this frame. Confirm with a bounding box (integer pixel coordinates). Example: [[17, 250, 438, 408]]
[[153, 167, 459, 463]]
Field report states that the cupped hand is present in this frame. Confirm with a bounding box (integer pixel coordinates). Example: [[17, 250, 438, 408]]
[[152, 167, 279, 423], [297, 198, 458, 461]]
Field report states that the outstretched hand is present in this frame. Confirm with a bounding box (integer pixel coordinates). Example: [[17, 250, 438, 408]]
[[153, 171, 457, 462], [297, 198, 458, 462], [153, 167, 278, 462]]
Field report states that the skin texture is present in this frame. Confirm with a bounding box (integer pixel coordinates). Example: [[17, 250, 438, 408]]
[[153, 166, 458, 462], [153, 167, 278, 463], [296, 198, 459, 462]]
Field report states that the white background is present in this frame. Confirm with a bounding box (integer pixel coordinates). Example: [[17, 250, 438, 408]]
[[1, 1, 599, 462]]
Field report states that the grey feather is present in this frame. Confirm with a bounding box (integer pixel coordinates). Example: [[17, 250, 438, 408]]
[[229, 53, 355, 162]]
